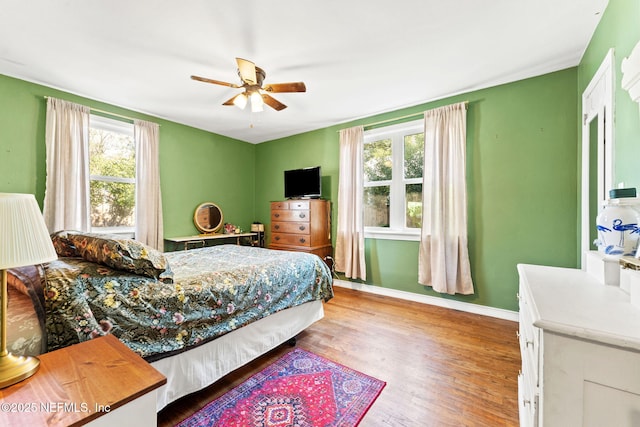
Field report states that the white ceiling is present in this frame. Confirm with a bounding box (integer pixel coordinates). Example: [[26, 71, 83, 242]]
[[0, 0, 608, 144]]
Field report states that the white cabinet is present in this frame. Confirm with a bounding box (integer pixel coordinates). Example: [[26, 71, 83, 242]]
[[517, 264, 640, 426]]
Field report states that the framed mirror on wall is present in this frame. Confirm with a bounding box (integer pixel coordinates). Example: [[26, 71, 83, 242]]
[[194, 202, 224, 234], [581, 48, 615, 267]]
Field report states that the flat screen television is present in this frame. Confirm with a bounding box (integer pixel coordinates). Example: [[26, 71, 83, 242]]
[[284, 166, 321, 199]]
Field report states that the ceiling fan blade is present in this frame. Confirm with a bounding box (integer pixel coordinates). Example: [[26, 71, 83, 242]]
[[191, 75, 240, 88], [222, 94, 242, 106], [263, 82, 306, 93], [236, 57, 257, 85], [262, 94, 287, 111]]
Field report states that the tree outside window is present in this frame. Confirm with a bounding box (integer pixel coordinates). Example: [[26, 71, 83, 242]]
[[364, 138, 392, 227], [363, 119, 424, 239], [89, 116, 135, 233], [404, 132, 423, 228]]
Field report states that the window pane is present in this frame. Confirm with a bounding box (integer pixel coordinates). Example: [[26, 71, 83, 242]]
[[90, 180, 135, 228], [404, 132, 424, 179], [89, 123, 135, 230], [405, 183, 422, 228], [89, 128, 135, 178], [364, 186, 390, 227], [364, 138, 392, 182]]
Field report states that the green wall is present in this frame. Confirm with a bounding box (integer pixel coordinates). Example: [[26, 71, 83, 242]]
[[9, 13, 626, 311], [0, 74, 257, 241], [578, 0, 640, 200], [255, 69, 579, 311]]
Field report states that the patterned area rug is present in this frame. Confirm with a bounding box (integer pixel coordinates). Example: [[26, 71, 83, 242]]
[[176, 348, 386, 427]]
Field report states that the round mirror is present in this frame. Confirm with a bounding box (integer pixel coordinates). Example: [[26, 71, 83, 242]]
[[193, 202, 224, 234]]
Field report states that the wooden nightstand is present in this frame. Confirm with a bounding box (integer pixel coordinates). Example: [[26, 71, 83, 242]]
[[0, 334, 166, 427]]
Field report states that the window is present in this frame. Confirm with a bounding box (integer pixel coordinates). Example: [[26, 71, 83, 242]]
[[364, 119, 424, 240], [89, 115, 136, 234]]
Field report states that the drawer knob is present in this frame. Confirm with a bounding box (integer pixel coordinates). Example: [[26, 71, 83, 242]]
[[299, 213, 306, 218], [275, 213, 280, 218], [275, 225, 280, 230], [299, 238, 306, 243], [275, 236, 280, 241], [299, 225, 306, 231]]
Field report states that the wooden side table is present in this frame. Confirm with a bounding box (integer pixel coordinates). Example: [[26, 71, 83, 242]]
[[165, 232, 257, 251], [0, 334, 166, 427]]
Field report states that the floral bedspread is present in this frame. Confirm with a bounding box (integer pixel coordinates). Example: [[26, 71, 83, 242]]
[[44, 245, 333, 361]]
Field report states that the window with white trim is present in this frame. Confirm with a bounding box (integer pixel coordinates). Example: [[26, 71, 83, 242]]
[[364, 119, 424, 240], [88, 115, 136, 234]]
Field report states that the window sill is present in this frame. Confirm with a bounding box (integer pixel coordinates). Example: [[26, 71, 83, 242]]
[[91, 227, 135, 239], [364, 229, 420, 241]]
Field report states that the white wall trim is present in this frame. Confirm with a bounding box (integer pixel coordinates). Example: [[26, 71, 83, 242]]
[[332, 279, 518, 322]]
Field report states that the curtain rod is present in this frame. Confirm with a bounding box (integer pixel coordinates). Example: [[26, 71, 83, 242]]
[[363, 112, 424, 129], [340, 101, 469, 132], [43, 96, 141, 123]]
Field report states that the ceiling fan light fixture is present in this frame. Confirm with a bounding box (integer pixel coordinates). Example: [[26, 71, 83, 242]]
[[192, 58, 305, 112], [233, 93, 248, 110], [250, 91, 264, 112]]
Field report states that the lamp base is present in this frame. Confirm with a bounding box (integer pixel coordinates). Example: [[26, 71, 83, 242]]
[[0, 352, 40, 388]]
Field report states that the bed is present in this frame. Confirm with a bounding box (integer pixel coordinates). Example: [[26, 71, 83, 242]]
[[7, 231, 333, 411]]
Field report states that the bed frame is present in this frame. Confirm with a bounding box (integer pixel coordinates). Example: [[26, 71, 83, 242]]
[[151, 299, 324, 411]]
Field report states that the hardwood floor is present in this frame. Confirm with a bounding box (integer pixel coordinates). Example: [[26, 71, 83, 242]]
[[157, 286, 521, 426]]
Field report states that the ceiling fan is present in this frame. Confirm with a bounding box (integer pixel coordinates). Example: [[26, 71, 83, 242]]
[[191, 58, 306, 112]]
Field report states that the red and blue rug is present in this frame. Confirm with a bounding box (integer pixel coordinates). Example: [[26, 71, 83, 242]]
[[176, 348, 386, 427]]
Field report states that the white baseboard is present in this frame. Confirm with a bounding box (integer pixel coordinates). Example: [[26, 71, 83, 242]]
[[332, 279, 518, 322]]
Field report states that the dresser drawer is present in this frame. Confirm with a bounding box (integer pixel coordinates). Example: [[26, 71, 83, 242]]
[[270, 201, 310, 210], [519, 316, 539, 385], [518, 370, 538, 427], [272, 210, 310, 222], [272, 222, 311, 234], [518, 281, 540, 387], [519, 305, 538, 354], [271, 233, 311, 247], [288, 201, 309, 210]]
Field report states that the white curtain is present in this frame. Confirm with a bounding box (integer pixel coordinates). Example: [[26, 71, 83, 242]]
[[335, 126, 366, 280], [418, 102, 474, 295], [43, 97, 90, 233], [134, 119, 164, 250]]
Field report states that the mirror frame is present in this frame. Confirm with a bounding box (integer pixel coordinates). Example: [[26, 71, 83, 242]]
[[193, 202, 224, 234], [580, 49, 614, 268]]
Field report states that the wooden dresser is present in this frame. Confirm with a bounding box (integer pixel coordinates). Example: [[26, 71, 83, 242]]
[[517, 263, 640, 426], [269, 199, 332, 260]]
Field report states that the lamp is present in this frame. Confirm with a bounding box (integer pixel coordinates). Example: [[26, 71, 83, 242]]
[[0, 193, 57, 388]]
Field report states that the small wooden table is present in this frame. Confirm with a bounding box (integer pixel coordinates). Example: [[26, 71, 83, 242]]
[[0, 334, 166, 427], [165, 232, 257, 251]]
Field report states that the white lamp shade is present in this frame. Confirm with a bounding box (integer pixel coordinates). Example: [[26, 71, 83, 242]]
[[0, 193, 57, 269], [233, 93, 248, 110], [250, 92, 264, 112]]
